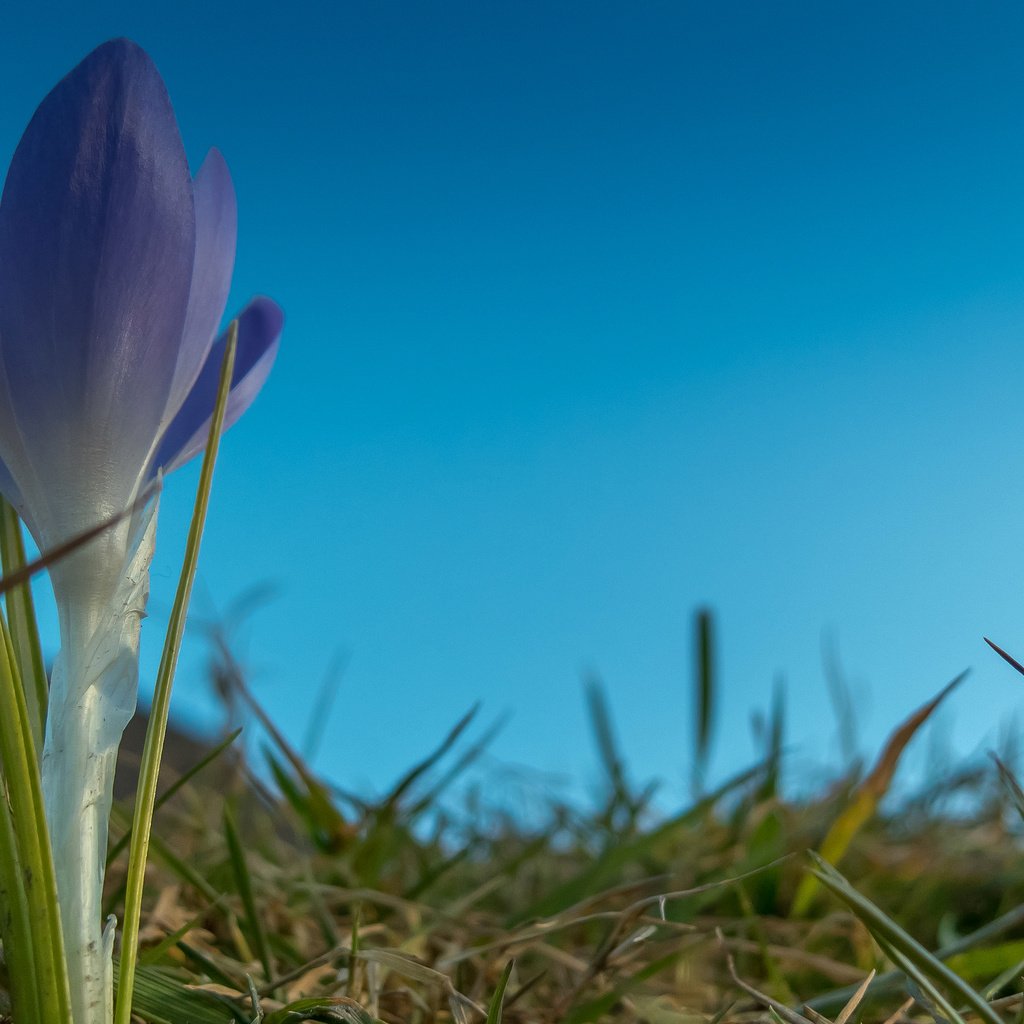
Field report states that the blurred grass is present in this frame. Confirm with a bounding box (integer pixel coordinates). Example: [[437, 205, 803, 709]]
[[32, 612, 1024, 1023]]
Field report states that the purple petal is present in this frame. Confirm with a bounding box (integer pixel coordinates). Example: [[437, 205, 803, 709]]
[[0, 365, 42, 540], [152, 297, 283, 475], [0, 358, 43, 541], [166, 148, 237, 419], [0, 39, 195, 501]]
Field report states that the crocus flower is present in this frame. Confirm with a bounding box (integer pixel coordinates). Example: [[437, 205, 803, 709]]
[[0, 39, 282, 1024]]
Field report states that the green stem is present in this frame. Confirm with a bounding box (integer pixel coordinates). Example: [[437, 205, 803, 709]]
[[0, 614, 71, 1020], [114, 323, 237, 1024], [0, 775, 41, 1022], [0, 498, 48, 756]]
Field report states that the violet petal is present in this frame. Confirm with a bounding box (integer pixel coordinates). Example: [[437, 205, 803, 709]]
[[166, 148, 237, 420], [153, 297, 283, 475], [0, 38, 196, 524]]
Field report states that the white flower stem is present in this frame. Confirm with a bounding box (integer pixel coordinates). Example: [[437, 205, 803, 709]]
[[44, 674, 116, 1024], [41, 501, 158, 1024]]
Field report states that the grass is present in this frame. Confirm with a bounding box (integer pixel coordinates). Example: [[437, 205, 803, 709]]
[[42, 611, 1024, 1024]]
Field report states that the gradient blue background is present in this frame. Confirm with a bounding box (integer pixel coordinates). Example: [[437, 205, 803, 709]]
[[3, 2, 1024, 802]]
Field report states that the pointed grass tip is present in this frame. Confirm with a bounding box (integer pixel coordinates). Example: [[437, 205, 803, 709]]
[[984, 637, 1024, 678]]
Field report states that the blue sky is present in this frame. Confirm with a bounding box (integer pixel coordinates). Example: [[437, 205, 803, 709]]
[[3, 2, 1024, 802]]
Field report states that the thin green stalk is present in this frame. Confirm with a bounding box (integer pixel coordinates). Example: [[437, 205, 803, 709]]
[[114, 323, 238, 1024], [0, 613, 71, 1020], [0, 496, 48, 754], [0, 780, 41, 1022]]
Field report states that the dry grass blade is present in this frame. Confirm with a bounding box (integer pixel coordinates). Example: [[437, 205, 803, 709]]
[[879, 996, 915, 1024], [356, 948, 451, 987], [993, 754, 1024, 822], [254, 945, 350, 999], [718, 928, 815, 1024], [355, 949, 485, 1017], [833, 969, 874, 1024], [802, 1007, 833, 1024], [792, 671, 967, 916]]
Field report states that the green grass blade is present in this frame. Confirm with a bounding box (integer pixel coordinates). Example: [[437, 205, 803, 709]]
[[693, 607, 715, 793], [115, 324, 238, 1024], [0, 613, 71, 1019], [106, 726, 242, 869], [810, 853, 1003, 1024], [178, 941, 246, 990], [221, 653, 350, 851], [977, 949, 1024, 999], [108, 800, 222, 910], [301, 652, 347, 763], [486, 960, 514, 1024], [380, 703, 479, 811], [0, 497, 47, 754], [514, 760, 764, 922], [804, 902, 1024, 1012], [585, 676, 630, 810], [405, 712, 506, 820], [758, 678, 785, 801], [112, 958, 249, 1023], [561, 952, 685, 1024], [140, 895, 229, 967], [873, 934, 966, 1024], [0, 502, 47, 1018], [0, 780, 41, 1022], [224, 803, 276, 984]]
